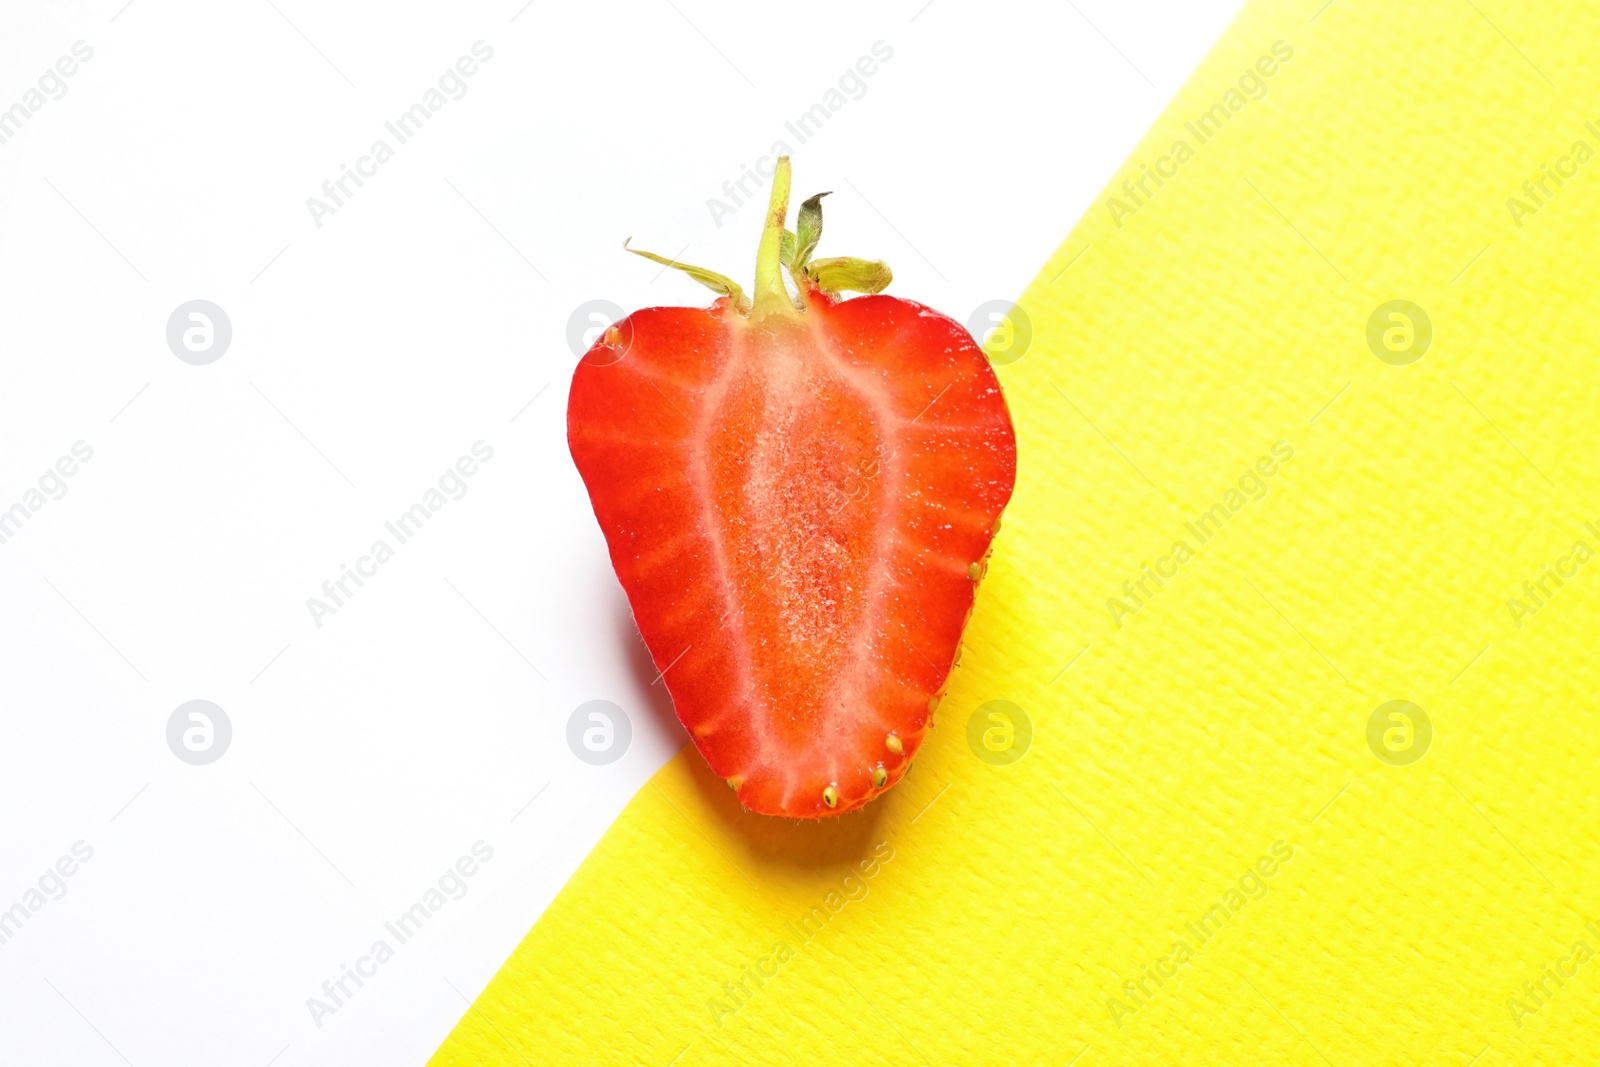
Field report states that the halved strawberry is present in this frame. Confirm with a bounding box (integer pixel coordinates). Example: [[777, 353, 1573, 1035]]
[[568, 159, 1015, 817]]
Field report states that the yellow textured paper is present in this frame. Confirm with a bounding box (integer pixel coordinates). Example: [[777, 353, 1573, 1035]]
[[432, 0, 1600, 1061]]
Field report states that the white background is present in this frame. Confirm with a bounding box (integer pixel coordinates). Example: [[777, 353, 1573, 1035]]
[[0, 0, 1243, 1063]]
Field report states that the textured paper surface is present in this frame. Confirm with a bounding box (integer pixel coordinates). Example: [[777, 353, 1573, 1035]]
[[431, 0, 1600, 1062]]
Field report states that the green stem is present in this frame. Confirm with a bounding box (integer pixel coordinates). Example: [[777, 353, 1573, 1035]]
[[751, 156, 799, 320]]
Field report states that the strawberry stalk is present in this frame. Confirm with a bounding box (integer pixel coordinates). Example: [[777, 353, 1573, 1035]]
[[623, 156, 891, 320], [752, 157, 800, 321]]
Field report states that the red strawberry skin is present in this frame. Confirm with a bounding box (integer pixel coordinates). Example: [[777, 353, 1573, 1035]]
[[568, 286, 1015, 818]]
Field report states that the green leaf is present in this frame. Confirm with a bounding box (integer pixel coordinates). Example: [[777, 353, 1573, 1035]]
[[623, 239, 748, 309], [779, 229, 797, 268], [806, 256, 893, 295], [794, 192, 829, 267]]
